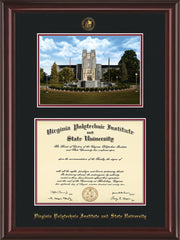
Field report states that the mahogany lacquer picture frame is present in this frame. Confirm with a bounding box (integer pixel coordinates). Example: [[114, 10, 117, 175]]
[[0, 0, 180, 240]]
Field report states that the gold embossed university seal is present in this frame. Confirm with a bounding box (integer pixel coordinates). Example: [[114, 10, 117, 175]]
[[82, 17, 95, 31], [82, 187, 98, 202]]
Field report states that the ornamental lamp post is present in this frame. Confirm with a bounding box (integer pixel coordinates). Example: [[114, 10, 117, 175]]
[[46, 73, 49, 93], [116, 76, 118, 85], [135, 72, 138, 92]]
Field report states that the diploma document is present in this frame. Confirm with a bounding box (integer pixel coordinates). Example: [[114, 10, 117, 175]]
[[34, 119, 146, 206]]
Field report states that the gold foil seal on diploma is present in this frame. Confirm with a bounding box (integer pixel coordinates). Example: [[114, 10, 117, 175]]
[[82, 187, 98, 202]]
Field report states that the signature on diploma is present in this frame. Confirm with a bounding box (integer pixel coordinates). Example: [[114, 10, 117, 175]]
[[48, 190, 73, 201], [111, 191, 135, 202]]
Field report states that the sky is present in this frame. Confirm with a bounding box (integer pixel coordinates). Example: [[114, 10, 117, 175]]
[[39, 35, 141, 75]]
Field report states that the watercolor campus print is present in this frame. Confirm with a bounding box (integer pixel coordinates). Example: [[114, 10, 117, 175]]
[[38, 34, 143, 107]]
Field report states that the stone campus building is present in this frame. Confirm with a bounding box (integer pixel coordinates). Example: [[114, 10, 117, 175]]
[[57, 50, 119, 88]]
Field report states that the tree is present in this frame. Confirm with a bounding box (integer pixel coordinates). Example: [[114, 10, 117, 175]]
[[119, 61, 128, 82], [50, 62, 59, 84], [118, 50, 140, 82], [103, 68, 119, 82], [59, 67, 75, 83], [40, 68, 45, 83]]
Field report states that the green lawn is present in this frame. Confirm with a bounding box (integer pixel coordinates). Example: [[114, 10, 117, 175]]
[[40, 83, 64, 88], [40, 89, 140, 105]]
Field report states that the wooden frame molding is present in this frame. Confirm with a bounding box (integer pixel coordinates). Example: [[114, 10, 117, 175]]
[[0, 0, 180, 239]]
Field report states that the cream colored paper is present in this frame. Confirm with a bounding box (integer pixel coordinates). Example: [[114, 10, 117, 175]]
[[35, 119, 145, 205]]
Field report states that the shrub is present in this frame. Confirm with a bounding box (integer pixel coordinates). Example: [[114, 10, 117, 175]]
[[49, 85, 60, 90]]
